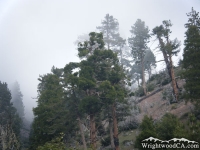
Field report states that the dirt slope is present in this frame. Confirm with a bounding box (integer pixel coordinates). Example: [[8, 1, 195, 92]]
[[135, 79, 194, 122]]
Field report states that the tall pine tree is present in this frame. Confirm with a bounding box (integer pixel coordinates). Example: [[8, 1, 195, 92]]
[[11, 81, 25, 120], [0, 81, 21, 149], [29, 69, 76, 149], [152, 20, 180, 101], [96, 14, 126, 64], [182, 8, 200, 104], [128, 19, 150, 96]]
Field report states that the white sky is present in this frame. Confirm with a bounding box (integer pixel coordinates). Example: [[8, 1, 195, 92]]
[[0, 0, 199, 121]]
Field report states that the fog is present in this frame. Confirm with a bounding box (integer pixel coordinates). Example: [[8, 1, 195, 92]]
[[0, 0, 199, 121]]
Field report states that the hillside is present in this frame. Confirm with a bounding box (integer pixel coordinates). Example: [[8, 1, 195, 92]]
[[135, 78, 194, 122]]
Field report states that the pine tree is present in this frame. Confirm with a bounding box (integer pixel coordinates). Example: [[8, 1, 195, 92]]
[[29, 69, 76, 149], [152, 20, 180, 101], [97, 14, 125, 51], [182, 8, 200, 103], [63, 62, 87, 150], [0, 81, 21, 149], [11, 81, 25, 120], [77, 32, 129, 150], [96, 14, 126, 64], [128, 19, 150, 95], [97, 15, 130, 149], [135, 115, 157, 150]]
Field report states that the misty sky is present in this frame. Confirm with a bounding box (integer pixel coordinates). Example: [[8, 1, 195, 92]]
[[0, 0, 199, 121]]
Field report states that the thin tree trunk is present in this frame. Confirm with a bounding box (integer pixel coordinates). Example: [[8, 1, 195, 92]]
[[78, 117, 87, 150], [90, 114, 96, 150], [112, 104, 120, 150], [109, 119, 115, 149]]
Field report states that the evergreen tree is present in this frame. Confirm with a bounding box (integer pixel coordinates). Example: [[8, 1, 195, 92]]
[[97, 15, 131, 149], [77, 32, 129, 150], [135, 115, 157, 150], [0, 81, 21, 149], [29, 69, 76, 149], [152, 20, 180, 101], [63, 62, 88, 150], [135, 114, 186, 150], [156, 113, 186, 140], [182, 8, 200, 104], [11, 81, 25, 120], [96, 14, 126, 64], [96, 14, 125, 51], [128, 19, 150, 95]]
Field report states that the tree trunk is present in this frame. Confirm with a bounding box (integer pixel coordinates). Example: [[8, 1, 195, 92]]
[[158, 37, 179, 101], [169, 55, 179, 101], [112, 104, 120, 150], [109, 119, 115, 149], [141, 59, 147, 96], [90, 114, 96, 150], [78, 117, 87, 150]]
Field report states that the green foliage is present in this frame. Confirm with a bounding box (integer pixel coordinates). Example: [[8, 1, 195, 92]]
[[30, 71, 76, 149], [182, 8, 200, 104], [128, 19, 150, 61], [128, 19, 151, 93], [187, 113, 200, 142], [10, 81, 25, 120], [135, 115, 157, 149], [77, 32, 104, 58], [79, 96, 102, 115], [30, 31, 131, 149], [156, 113, 186, 140], [146, 83, 155, 92], [36, 133, 67, 150], [135, 114, 191, 149], [99, 80, 116, 102], [0, 81, 22, 149]]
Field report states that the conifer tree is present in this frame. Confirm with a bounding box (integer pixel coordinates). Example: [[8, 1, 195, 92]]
[[77, 32, 107, 149], [0, 81, 21, 149], [135, 115, 157, 150], [128, 19, 150, 95], [77, 32, 129, 150], [97, 15, 132, 149], [11, 81, 25, 120], [96, 14, 126, 64], [182, 8, 200, 104], [63, 62, 87, 150], [29, 69, 76, 149], [152, 20, 180, 101]]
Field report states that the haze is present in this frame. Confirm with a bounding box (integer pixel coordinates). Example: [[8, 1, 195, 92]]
[[0, 0, 199, 121]]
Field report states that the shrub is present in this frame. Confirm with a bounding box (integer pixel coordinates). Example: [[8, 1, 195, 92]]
[[146, 83, 155, 92]]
